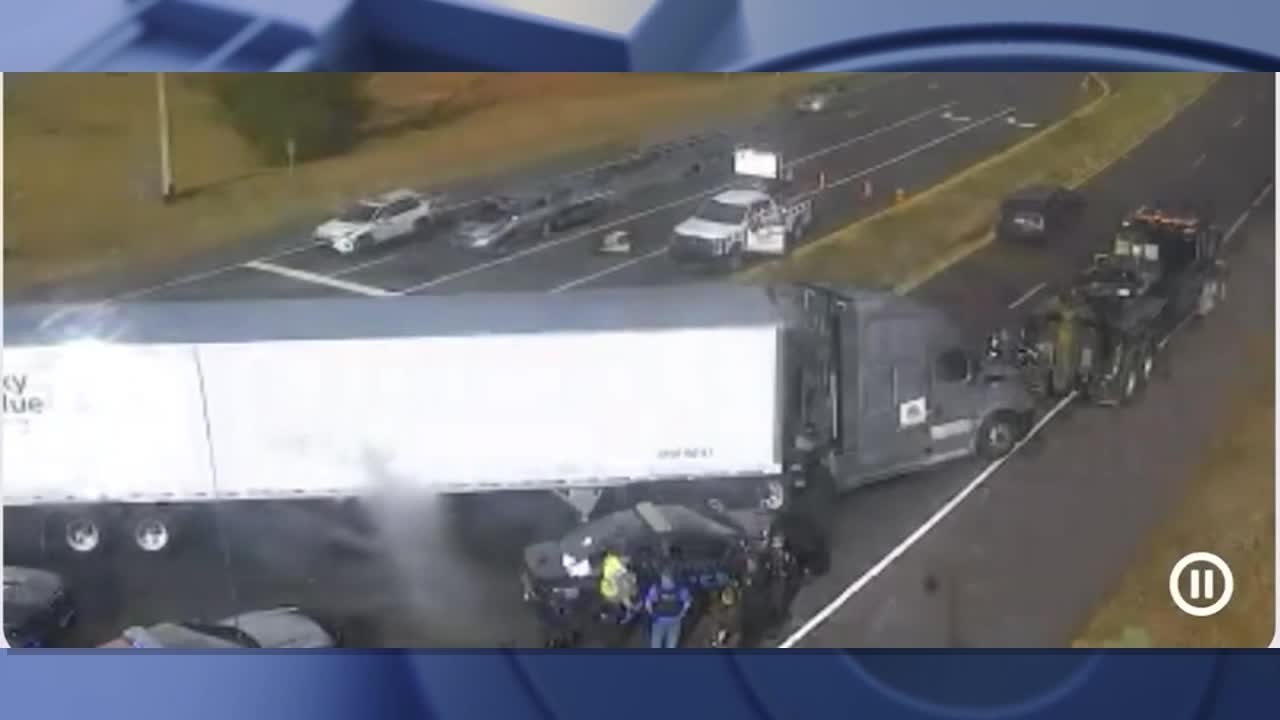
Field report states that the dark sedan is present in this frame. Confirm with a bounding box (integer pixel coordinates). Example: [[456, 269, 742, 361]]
[[997, 184, 1086, 243]]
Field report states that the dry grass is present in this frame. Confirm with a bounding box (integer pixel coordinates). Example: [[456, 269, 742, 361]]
[[748, 73, 1219, 288], [5, 72, 848, 290], [1072, 337, 1275, 648]]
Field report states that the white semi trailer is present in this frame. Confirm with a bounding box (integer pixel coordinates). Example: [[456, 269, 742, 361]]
[[2, 287, 794, 557], [3, 283, 1035, 558]]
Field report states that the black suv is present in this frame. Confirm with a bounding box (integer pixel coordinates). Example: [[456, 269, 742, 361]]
[[997, 185, 1085, 243]]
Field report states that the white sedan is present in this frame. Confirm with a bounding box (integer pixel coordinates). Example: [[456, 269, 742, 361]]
[[314, 189, 436, 255]]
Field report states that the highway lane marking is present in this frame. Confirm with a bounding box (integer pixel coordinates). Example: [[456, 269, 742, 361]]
[[1231, 115, 1245, 128], [332, 252, 404, 277], [790, 102, 956, 165], [396, 102, 962, 294], [1254, 181, 1274, 208], [550, 248, 668, 293], [802, 108, 1014, 197], [1192, 153, 1207, 169], [778, 391, 1079, 649], [1007, 282, 1046, 309], [780, 191, 1267, 648], [242, 260, 396, 297], [551, 109, 1014, 291], [107, 242, 320, 303]]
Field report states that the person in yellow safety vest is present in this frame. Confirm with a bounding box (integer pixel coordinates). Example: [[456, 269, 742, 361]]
[[1049, 298, 1080, 396], [599, 549, 638, 621]]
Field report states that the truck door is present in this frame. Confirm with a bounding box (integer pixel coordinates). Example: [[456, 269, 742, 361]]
[[926, 346, 981, 459], [745, 200, 787, 255], [845, 315, 933, 486]]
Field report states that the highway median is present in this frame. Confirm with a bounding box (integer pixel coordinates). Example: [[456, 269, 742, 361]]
[[743, 72, 1221, 290]]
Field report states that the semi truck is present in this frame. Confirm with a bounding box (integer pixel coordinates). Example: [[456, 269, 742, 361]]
[[668, 147, 814, 270], [3, 283, 1034, 558], [1003, 205, 1229, 404]]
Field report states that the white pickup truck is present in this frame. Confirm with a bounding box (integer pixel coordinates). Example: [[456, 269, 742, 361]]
[[669, 148, 814, 269], [313, 189, 437, 255]]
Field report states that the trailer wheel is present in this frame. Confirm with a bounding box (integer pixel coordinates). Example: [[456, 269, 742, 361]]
[[128, 511, 175, 554], [976, 411, 1021, 460], [51, 511, 104, 556]]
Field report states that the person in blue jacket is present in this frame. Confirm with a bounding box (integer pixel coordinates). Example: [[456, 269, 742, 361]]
[[644, 570, 692, 649]]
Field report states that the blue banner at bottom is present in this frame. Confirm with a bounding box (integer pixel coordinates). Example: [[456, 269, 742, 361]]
[[2, 650, 1277, 720]]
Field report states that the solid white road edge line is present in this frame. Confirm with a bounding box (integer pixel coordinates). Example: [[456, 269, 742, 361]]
[[242, 260, 396, 297], [779, 194, 1268, 648], [1007, 282, 1046, 310], [777, 391, 1079, 649]]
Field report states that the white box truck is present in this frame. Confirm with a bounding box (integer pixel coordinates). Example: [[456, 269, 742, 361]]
[[3, 283, 1035, 557]]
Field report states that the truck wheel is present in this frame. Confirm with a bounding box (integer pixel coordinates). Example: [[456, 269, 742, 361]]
[[760, 479, 787, 511], [976, 411, 1022, 460], [1138, 343, 1156, 386], [1118, 359, 1141, 405], [1196, 279, 1222, 317], [727, 247, 745, 272]]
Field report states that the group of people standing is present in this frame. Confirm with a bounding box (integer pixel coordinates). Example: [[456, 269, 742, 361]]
[[599, 550, 693, 649]]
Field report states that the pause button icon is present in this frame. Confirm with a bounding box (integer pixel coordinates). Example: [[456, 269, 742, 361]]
[[1169, 552, 1235, 617], [1188, 567, 1217, 600]]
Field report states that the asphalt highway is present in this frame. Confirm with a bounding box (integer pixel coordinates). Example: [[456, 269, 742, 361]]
[[12, 72, 1083, 305], [6, 72, 1273, 648], [784, 71, 1276, 648]]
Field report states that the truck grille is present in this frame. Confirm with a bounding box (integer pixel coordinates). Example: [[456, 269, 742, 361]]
[[669, 235, 720, 261]]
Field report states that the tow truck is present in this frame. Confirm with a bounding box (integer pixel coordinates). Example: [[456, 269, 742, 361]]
[[668, 147, 814, 271], [1002, 205, 1229, 404]]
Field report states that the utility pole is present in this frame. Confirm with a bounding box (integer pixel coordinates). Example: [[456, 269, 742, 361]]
[[156, 72, 175, 202]]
